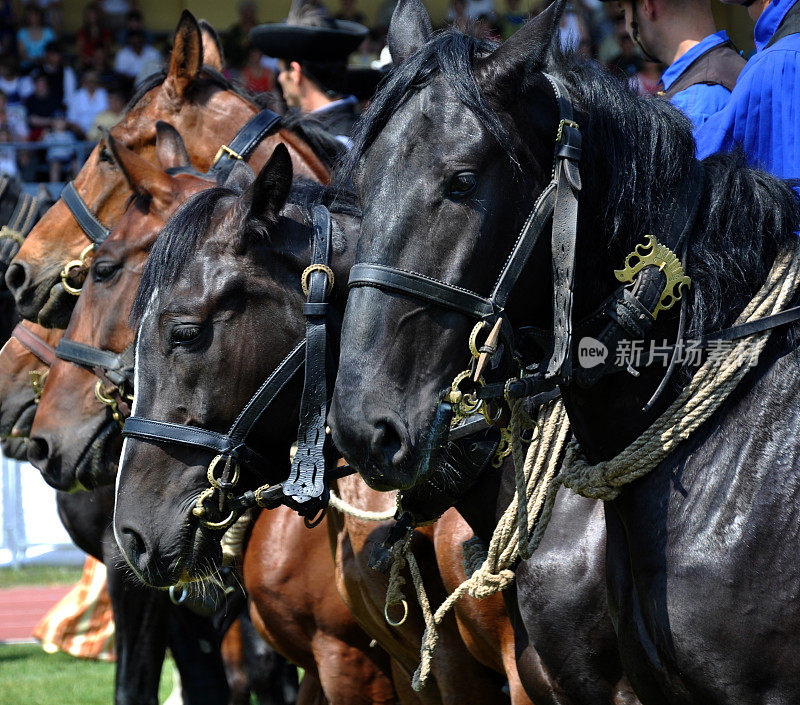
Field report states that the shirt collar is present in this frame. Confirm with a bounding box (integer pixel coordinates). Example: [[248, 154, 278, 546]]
[[311, 95, 358, 115], [755, 0, 800, 51], [660, 30, 730, 90]]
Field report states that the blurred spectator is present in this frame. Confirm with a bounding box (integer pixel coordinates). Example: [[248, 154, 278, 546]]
[[67, 70, 108, 137], [17, 6, 55, 68], [241, 47, 274, 94], [500, 0, 526, 39], [102, 0, 132, 34], [43, 112, 77, 182], [25, 73, 61, 140], [375, 0, 398, 31], [464, 0, 496, 19], [114, 28, 161, 86], [0, 58, 33, 105], [77, 2, 112, 68], [0, 90, 28, 139], [0, 126, 19, 177], [119, 9, 153, 46], [0, 0, 18, 55], [86, 46, 121, 88], [87, 87, 124, 140], [37, 0, 63, 34], [560, 4, 590, 51], [350, 30, 382, 67], [334, 0, 367, 24], [41, 42, 77, 107], [224, 1, 259, 71]]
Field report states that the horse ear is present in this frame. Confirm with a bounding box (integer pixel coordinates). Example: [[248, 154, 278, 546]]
[[387, 0, 432, 64], [155, 121, 191, 170], [165, 10, 203, 99], [223, 161, 255, 194], [244, 144, 293, 222], [476, 0, 566, 79], [106, 133, 175, 208], [199, 19, 225, 71]]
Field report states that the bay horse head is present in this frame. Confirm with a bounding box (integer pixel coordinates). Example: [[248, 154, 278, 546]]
[[28, 124, 216, 491], [0, 322, 62, 460], [113, 148, 360, 587], [5, 11, 328, 329]]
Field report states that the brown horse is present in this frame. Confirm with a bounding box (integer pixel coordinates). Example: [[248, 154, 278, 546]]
[[0, 321, 61, 459], [26, 130, 398, 705], [5, 11, 328, 329]]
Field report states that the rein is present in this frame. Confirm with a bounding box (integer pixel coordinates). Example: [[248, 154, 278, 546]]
[[122, 205, 346, 529]]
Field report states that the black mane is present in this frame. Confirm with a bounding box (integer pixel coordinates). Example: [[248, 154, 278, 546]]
[[342, 30, 800, 338], [130, 179, 359, 325]]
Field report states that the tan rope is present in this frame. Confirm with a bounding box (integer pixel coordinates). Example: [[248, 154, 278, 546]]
[[387, 240, 800, 692], [328, 487, 397, 521]]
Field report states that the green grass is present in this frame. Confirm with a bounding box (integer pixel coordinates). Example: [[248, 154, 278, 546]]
[[0, 643, 176, 705], [0, 565, 84, 588]]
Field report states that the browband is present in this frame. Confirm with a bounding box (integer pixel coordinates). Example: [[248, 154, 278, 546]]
[[61, 181, 111, 245]]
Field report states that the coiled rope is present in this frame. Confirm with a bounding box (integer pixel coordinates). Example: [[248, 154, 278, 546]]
[[385, 239, 800, 691]]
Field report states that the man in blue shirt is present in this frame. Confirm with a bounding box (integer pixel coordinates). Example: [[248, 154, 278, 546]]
[[611, 0, 745, 128], [695, 0, 800, 181]]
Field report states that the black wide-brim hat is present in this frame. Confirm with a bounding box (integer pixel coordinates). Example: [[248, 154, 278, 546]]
[[250, 19, 369, 62]]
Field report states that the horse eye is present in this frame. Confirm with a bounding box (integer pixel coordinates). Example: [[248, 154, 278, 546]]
[[99, 146, 114, 164], [171, 324, 202, 346], [91, 259, 121, 282], [447, 172, 477, 199]]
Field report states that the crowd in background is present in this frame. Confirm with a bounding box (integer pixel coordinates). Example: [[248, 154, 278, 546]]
[[0, 0, 675, 184]]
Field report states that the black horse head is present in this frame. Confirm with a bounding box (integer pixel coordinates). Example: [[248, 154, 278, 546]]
[[114, 146, 360, 587], [329, 0, 800, 490]]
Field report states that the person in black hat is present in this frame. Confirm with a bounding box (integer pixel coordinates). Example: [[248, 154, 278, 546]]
[[250, 0, 369, 145], [607, 0, 744, 129]]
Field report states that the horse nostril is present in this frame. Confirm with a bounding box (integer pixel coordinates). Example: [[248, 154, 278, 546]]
[[372, 419, 408, 469], [5, 262, 26, 294], [27, 436, 50, 466], [120, 526, 149, 566]]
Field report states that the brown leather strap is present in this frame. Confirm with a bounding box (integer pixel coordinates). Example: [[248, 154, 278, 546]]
[[662, 40, 745, 100], [12, 323, 57, 366]]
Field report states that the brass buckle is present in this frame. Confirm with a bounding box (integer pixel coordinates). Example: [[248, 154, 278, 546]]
[[29, 370, 48, 403], [213, 144, 243, 165], [556, 119, 580, 143], [94, 379, 124, 429], [301, 264, 334, 296], [60, 244, 95, 296], [207, 453, 240, 491], [192, 487, 237, 530]]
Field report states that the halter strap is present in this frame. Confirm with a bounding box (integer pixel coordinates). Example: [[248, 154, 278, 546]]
[[61, 181, 111, 246], [208, 108, 283, 181], [56, 338, 135, 388], [12, 323, 57, 366]]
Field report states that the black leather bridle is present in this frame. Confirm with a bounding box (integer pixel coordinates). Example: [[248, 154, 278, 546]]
[[121, 205, 342, 526], [349, 73, 582, 386]]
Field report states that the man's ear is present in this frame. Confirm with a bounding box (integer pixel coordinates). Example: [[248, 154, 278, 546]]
[[387, 0, 432, 65], [164, 11, 203, 100], [476, 0, 567, 85], [642, 0, 657, 22]]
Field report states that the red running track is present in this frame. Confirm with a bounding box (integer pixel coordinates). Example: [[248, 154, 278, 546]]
[[0, 586, 70, 641]]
